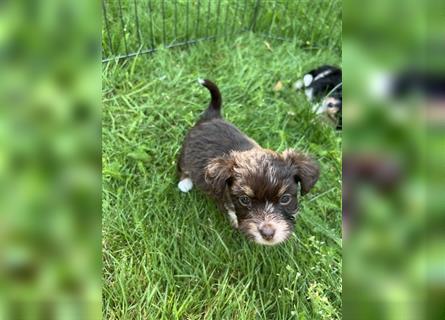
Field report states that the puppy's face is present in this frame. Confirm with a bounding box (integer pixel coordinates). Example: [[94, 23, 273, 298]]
[[317, 97, 342, 127], [206, 149, 319, 245]]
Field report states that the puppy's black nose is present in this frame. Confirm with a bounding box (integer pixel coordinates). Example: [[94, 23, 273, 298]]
[[259, 225, 275, 241]]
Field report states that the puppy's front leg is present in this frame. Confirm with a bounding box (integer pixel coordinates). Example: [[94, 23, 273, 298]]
[[223, 188, 238, 229], [225, 207, 238, 229]]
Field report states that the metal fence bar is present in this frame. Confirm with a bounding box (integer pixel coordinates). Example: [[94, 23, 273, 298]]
[[323, 0, 340, 48], [195, 0, 201, 39], [260, 33, 325, 50], [206, 0, 211, 38], [118, 0, 129, 55], [102, 36, 218, 63], [186, 0, 190, 42], [285, 0, 296, 41], [102, 0, 114, 55], [174, 0, 178, 40], [313, 0, 335, 46], [224, 1, 231, 38], [295, 0, 325, 46], [148, 0, 155, 49], [161, 0, 166, 45], [282, 0, 290, 28], [309, 0, 330, 45], [214, 0, 221, 37], [267, 0, 279, 36], [230, 0, 240, 36], [279, 0, 291, 39], [241, 0, 247, 30], [250, 0, 261, 31], [133, 0, 142, 47]]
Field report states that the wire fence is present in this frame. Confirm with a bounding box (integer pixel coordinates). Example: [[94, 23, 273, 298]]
[[102, 0, 341, 62]]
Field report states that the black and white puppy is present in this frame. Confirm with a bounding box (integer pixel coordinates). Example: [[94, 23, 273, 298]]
[[177, 79, 319, 246], [294, 65, 342, 130]]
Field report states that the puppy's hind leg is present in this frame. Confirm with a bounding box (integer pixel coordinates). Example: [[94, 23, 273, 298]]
[[177, 149, 193, 193], [178, 174, 193, 193]]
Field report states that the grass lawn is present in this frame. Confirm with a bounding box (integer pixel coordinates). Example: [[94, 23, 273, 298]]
[[103, 33, 341, 319]]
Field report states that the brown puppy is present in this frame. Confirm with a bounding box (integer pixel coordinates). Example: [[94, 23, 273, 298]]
[[178, 79, 319, 245]]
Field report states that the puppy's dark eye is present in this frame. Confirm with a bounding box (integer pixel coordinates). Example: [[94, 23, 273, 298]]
[[239, 195, 251, 206], [327, 102, 334, 108], [279, 194, 292, 205]]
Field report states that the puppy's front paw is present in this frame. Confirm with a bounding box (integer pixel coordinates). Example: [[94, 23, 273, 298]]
[[227, 210, 239, 229], [305, 88, 314, 101], [294, 80, 304, 90], [178, 178, 193, 193]]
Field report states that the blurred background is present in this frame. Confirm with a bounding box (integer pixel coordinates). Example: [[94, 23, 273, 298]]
[[0, 0, 101, 319], [1, 0, 444, 318], [343, 0, 445, 319]]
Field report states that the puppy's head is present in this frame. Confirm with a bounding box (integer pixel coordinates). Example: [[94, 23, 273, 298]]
[[205, 149, 319, 245], [317, 96, 342, 128]]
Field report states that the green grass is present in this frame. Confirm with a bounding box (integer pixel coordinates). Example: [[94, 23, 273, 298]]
[[103, 34, 341, 319]]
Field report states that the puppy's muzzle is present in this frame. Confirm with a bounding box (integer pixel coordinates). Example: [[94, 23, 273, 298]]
[[259, 223, 275, 241]]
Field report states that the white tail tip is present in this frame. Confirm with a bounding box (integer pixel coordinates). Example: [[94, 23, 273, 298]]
[[197, 78, 205, 85]]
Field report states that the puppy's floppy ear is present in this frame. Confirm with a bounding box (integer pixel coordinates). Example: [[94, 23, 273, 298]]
[[205, 155, 235, 196], [282, 149, 320, 195]]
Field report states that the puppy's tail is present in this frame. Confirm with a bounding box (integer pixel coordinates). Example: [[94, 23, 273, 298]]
[[198, 78, 222, 121]]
